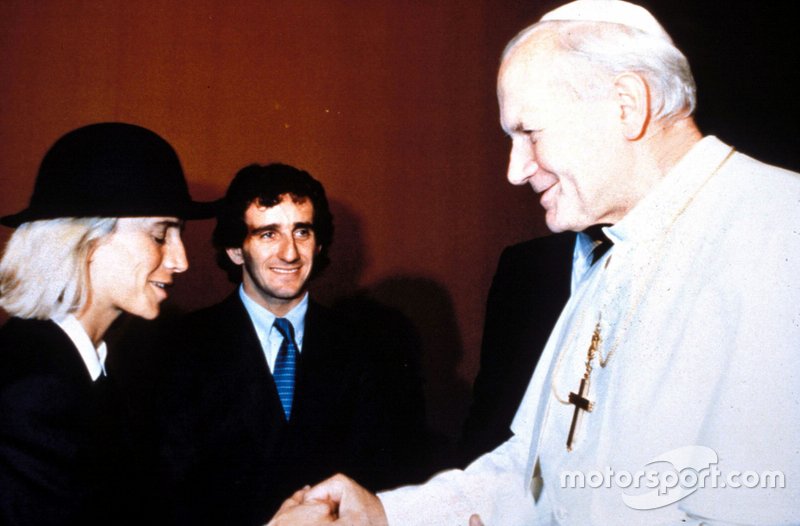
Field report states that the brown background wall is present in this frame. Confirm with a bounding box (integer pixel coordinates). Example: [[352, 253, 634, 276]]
[[1, 0, 797, 440]]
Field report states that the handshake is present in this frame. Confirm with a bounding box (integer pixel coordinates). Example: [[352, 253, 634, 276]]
[[266, 474, 485, 526]]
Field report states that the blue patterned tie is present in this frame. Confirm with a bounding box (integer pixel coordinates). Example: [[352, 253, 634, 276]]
[[272, 318, 298, 420]]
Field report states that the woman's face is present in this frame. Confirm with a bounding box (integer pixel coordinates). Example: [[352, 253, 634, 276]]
[[88, 217, 188, 320]]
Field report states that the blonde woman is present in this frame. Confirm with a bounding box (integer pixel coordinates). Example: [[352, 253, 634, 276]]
[[0, 123, 215, 525]]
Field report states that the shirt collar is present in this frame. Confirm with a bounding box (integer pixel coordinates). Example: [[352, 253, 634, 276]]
[[572, 231, 597, 294], [52, 314, 108, 381], [238, 285, 308, 350], [606, 136, 735, 245]]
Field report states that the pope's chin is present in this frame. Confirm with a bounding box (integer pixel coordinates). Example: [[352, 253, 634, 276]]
[[543, 207, 570, 234], [542, 201, 590, 233]]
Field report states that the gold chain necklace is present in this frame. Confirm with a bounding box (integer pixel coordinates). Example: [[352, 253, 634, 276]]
[[551, 146, 736, 451]]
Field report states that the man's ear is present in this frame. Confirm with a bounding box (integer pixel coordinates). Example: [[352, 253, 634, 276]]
[[315, 244, 322, 255], [226, 247, 244, 265], [614, 72, 650, 140]]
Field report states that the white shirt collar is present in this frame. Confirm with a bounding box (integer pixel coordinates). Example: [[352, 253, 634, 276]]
[[52, 314, 108, 381], [238, 285, 308, 352], [572, 231, 599, 294]]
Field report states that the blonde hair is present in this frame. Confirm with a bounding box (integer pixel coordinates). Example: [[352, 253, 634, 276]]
[[0, 217, 117, 319]]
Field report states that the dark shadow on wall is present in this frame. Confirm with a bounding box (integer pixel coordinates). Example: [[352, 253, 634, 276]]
[[312, 200, 471, 480], [368, 276, 470, 450]]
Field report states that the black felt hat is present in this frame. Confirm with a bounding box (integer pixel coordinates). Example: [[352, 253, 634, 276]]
[[1, 122, 217, 227]]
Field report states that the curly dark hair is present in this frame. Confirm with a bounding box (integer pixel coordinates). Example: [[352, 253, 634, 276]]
[[213, 163, 334, 283]]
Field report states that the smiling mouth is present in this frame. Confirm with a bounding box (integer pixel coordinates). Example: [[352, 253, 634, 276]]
[[537, 180, 557, 195], [271, 267, 300, 274], [538, 182, 558, 205], [150, 281, 172, 291]]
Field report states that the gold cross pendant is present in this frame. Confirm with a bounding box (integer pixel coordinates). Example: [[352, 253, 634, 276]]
[[565, 321, 601, 451], [566, 377, 593, 451]]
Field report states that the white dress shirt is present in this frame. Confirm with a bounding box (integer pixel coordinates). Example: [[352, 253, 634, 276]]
[[52, 314, 107, 381], [238, 285, 307, 373]]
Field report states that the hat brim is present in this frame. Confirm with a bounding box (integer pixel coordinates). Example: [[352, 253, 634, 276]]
[[1, 199, 220, 228]]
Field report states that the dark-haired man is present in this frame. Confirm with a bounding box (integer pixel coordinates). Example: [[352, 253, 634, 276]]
[[154, 163, 400, 525]]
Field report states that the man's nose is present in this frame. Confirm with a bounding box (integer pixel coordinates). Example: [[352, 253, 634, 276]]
[[507, 140, 538, 186], [278, 236, 299, 261]]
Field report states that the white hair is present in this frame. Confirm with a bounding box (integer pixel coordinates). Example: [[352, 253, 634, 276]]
[[0, 217, 117, 319], [503, 19, 697, 123]]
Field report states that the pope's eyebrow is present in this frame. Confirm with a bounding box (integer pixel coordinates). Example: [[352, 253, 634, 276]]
[[504, 123, 542, 137]]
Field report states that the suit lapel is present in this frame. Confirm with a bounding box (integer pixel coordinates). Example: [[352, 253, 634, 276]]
[[291, 301, 362, 426], [289, 301, 319, 421], [223, 293, 287, 428]]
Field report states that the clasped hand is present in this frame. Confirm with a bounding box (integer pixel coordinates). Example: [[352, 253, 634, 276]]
[[267, 474, 485, 526], [265, 474, 387, 526]]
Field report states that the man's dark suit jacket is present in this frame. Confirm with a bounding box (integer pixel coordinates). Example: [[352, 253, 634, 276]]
[[154, 293, 397, 526], [459, 232, 576, 465], [0, 318, 135, 526]]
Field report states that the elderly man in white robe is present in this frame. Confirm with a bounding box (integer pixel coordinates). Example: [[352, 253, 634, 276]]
[[266, 1, 800, 525]]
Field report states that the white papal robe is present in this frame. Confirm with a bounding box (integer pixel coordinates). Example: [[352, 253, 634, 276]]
[[379, 137, 800, 525]]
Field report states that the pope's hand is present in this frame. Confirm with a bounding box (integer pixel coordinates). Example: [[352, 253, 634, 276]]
[[304, 474, 388, 526], [469, 514, 485, 526]]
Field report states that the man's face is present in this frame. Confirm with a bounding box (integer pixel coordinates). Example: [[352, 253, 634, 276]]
[[498, 38, 633, 232], [227, 195, 320, 316]]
